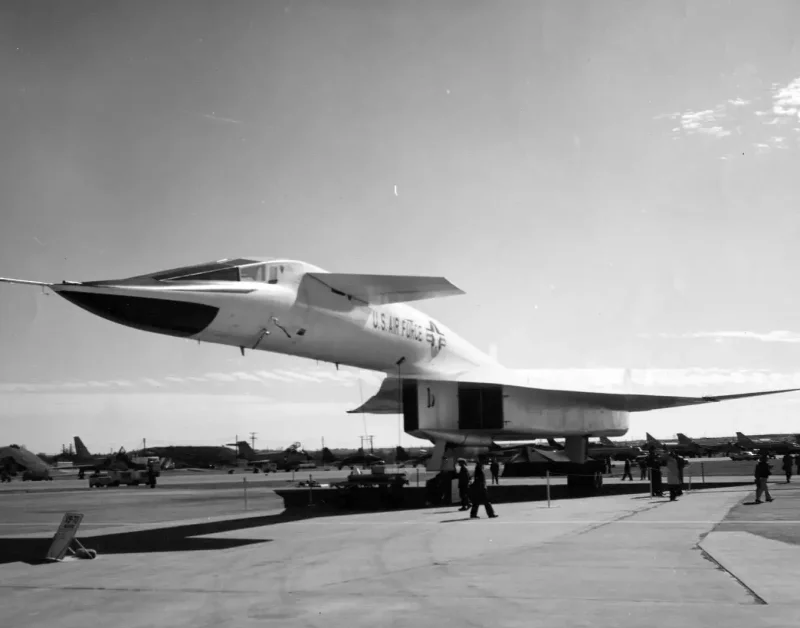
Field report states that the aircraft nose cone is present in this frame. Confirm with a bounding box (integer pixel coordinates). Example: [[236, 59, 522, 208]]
[[54, 287, 220, 338]]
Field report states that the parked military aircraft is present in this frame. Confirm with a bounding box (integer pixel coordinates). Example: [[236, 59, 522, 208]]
[[547, 437, 642, 461], [0, 444, 54, 480], [395, 445, 432, 467], [676, 433, 738, 457], [736, 432, 800, 456], [4, 258, 799, 471], [332, 448, 385, 470], [234, 441, 315, 471]]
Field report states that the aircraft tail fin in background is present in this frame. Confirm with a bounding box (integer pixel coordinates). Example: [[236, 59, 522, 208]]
[[73, 436, 91, 459], [599, 436, 615, 447], [301, 273, 465, 306], [236, 441, 255, 457], [677, 433, 692, 445]]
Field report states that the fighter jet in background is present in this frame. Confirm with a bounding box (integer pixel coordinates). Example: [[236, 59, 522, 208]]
[[4, 258, 799, 471]]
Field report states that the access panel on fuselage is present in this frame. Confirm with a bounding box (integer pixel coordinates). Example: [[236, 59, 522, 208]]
[[458, 383, 504, 430]]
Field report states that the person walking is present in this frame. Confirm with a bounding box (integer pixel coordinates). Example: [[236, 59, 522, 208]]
[[469, 462, 498, 519], [782, 453, 793, 483], [754, 454, 774, 504], [622, 458, 633, 481], [489, 457, 500, 485], [456, 458, 472, 511]]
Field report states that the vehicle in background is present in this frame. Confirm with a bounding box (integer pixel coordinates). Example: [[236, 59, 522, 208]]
[[730, 450, 759, 461], [88, 470, 114, 488]]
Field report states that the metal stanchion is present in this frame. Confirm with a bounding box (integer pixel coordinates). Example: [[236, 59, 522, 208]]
[[649, 468, 653, 497], [688, 472, 692, 492], [701, 462, 705, 486], [292, 469, 296, 482], [546, 470, 551, 508], [308, 474, 313, 506], [243, 477, 248, 511], [416, 468, 419, 487]]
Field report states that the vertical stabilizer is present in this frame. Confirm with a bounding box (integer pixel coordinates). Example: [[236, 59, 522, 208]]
[[73, 436, 92, 460]]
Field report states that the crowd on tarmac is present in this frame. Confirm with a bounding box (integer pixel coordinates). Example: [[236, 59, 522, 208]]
[[617, 447, 800, 504]]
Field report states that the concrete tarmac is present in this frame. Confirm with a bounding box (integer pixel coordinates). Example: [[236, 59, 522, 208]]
[[1, 482, 797, 627]]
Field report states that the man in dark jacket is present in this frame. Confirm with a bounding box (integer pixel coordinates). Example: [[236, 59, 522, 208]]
[[754, 455, 774, 504], [457, 459, 472, 511], [622, 458, 633, 481], [469, 462, 498, 519], [489, 458, 500, 484]]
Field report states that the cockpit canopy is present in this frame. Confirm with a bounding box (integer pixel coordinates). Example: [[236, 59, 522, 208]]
[[78, 258, 325, 288], [151, 258, 285, 283]]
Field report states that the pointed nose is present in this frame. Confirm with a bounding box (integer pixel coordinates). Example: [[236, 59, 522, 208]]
[[53, 286, 220, 338]]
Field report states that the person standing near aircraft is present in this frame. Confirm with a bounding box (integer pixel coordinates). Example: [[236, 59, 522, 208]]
[[622, 458, 633, 481], [456, 459, 472, 511], [489, 457, 500, 484], [666, 453, 681, 501], [469, 462, 498, 519], [782, 453, 793, 483], [754, 454, 774, 503], [647, 447, 663, 497], [638, 457, 648, 481]]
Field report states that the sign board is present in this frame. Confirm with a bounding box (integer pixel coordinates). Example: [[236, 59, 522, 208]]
[[46, 512, 84, 561]]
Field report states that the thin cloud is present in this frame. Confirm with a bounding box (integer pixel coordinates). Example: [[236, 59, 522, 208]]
[[201, 112, 243, 125], [204, 372, 238, 383], [141, 378, 162, 387], [728, 98, 750, 106], [230, 371, 263, 383], [772, 77, 800, 119], [645, 330, 800, 343], [274, 369, 323, 383], [520, 368, 800, 392], [696, 126, 731, 138], [254, 370, 296, 383], [164, 376, 187, 384]]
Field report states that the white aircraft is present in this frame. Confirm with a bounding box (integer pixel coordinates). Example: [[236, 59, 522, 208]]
[[3, 257, 798, 473]]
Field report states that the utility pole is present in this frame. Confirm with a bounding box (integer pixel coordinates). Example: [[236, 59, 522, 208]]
[[360, 435, 374, 453], [250, 432, 257, 450]]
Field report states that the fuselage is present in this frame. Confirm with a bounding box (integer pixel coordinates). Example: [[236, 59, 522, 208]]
[[45, 257, 630, 447], [50, 257, 501, 379]]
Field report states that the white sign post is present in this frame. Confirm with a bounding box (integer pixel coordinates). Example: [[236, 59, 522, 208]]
[[45, 512, 94, 561]]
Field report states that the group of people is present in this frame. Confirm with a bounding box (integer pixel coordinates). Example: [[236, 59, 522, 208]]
[[456, 458, 499, 519]]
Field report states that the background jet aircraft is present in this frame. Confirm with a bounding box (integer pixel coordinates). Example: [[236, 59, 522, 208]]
[[547, 437, 642, 461], [332, 448, 385, 470], [395, 445, 432, 467], [234, 441, 315, 471], [0, 444, 54, 481], [736, 432, 800, 456], [676, 433, 738, 457], [4, 257, 799, 471]]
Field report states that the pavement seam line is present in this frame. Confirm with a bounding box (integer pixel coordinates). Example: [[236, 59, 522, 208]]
[[694, 542, 767, 605]]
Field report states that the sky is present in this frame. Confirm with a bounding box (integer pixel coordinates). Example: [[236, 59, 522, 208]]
[[3, 0, 800, 453]]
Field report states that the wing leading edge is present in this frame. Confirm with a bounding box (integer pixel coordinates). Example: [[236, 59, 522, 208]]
[[347, 375, 800, 414]]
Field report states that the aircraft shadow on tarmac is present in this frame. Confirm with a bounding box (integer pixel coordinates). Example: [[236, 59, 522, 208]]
[[0, 510, 347, 566]]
